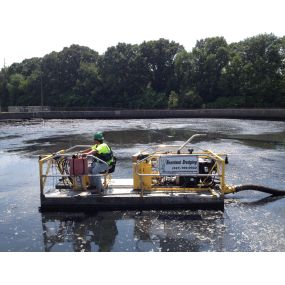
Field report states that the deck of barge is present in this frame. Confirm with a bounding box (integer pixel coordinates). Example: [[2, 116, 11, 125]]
[[40, 179, 224, 211]]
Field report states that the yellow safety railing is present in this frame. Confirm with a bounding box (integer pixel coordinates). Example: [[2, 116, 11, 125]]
[[38, 146, 112, 196]]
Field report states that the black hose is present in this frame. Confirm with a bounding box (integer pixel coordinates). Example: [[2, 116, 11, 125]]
[[234, 184, 285, 196]]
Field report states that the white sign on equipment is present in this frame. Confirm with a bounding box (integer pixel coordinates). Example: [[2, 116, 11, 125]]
[[159, 155, 199, 175]]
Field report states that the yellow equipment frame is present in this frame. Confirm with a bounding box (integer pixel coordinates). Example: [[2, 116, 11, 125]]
[[132, 144, 227, 197], [38, 145, 112, 196], [38, 135, 229, 198]]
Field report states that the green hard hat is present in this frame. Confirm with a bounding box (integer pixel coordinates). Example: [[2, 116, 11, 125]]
[[94, 131, 104, 141]]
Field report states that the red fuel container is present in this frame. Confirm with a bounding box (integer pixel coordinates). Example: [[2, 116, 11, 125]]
[[69, 158, 88, 175]]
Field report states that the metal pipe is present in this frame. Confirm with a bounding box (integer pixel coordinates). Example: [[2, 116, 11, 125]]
[[64, 145, 91, 152], [42, 174, 106, 178], [39, 158, 44, 199], [135, 173, 221, 177], [177, 134, 206, 153], [86, 154, 109, 168]]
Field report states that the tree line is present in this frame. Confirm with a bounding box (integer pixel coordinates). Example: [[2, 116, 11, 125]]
[[0, 33, 285, 110]]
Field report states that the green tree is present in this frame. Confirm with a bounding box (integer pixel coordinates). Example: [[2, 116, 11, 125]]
[[7, 73, 28, 105], [174, 50, 194, 93], [98, 43, 149, 108], [137, 85, 167, 109], [276, 36, 285, 106], [139, 38, 184, 94], [182, 90, 203, 108], [70, 62, 103, 107], [168, 91, 179, 109], [225, 34, 284, 107], [0, 67, 9, 110], [41, 45, 100, 106], [191, 37, 229, 103], [2, 35, 285, 109]]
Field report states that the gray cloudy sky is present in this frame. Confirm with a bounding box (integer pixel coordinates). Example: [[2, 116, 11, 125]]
[[1, 0, 284, 67]]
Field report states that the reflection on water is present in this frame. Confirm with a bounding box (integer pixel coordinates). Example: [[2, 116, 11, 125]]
[[41, 211, 225, 252], [0, 118, 285, 251], [41, 212, 118, 252]]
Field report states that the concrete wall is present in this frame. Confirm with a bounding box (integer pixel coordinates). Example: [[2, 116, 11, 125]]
[[8, 106, 51, 112], [0, 109, 285, 121]]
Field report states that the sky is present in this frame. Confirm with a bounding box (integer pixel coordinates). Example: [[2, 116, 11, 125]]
[[0, 0, 284, 67]]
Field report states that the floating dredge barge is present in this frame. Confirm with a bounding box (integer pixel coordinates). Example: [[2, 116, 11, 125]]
[[38, 134, 233, 211]]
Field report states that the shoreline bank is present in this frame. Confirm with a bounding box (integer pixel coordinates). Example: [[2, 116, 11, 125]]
[[0, 109, 285, 121]]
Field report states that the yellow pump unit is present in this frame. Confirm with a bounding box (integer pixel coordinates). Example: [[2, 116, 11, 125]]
[[132, 134, 228, 196]]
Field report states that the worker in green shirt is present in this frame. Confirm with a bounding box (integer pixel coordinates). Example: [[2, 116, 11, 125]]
[[84, 132, 114, 193]]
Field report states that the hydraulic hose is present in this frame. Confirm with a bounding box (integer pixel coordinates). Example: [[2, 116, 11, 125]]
[[232, 184, 285, 196]]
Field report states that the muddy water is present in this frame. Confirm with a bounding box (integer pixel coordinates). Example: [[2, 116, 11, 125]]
[[0, 118, 285, 251]]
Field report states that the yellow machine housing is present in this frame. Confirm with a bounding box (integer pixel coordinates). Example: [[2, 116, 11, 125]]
[[132, 141, 228, 196]]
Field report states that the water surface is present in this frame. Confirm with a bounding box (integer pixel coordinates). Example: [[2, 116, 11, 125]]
[[0, 118, 284, 251]]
